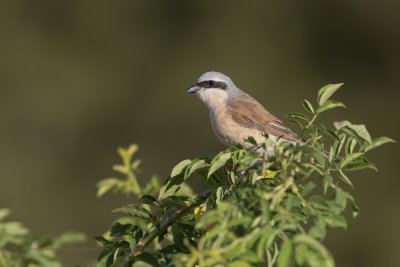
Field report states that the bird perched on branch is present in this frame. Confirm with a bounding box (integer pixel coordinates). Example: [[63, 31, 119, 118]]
[[187, 71, 300, 151]]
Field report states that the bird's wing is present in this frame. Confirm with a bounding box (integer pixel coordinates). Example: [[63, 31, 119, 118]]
[[227, 94, 299, 141]]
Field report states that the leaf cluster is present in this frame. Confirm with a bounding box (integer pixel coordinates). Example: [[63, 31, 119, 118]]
[[0, 209, 86, 267]]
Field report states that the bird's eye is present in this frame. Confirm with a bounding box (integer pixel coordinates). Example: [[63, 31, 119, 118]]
[[208, 80, 215, 87]]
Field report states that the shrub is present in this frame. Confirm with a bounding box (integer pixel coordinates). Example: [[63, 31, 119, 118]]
[[96, 84, 393, 267], [0, 209, 85, 266]]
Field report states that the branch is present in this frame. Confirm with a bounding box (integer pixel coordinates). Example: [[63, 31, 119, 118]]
[[133, 189, 213, 255]]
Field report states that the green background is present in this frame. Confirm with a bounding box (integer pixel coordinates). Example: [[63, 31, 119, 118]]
[[0, 1, 399, 266]]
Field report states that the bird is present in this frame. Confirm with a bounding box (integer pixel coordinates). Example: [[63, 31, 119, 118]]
[[187, 71, 300, 152]]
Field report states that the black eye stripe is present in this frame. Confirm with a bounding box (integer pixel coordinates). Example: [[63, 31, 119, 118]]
[[197, 80, 227, 90]]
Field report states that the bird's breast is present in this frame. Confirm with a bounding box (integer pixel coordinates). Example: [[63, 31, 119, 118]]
[[209, 105, 265, 148]]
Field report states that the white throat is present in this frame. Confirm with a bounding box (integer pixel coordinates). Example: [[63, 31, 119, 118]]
[[196, 89, 229, 111]]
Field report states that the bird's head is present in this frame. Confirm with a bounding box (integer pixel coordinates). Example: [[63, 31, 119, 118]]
[[187, 71, 243, 108]]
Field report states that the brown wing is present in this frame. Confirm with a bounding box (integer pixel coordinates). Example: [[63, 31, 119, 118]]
[[227, 94, 299, 141]]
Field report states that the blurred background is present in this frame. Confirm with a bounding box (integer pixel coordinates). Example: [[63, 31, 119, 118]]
[[0, 1, 399, 266]]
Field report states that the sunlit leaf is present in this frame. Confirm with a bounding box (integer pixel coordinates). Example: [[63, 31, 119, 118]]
[[362, 136, 395, 152], [316, 100, 345, 113], [186, 159, 209, 178], [325, 215, 347, 229], [170, 159, 192, 178], [0, 209, 10, 221], [55, 232, 86, 246], [96, 178, 120, 198], [338, 169, 353, 187], [339, 152, 363, 168], [317, 83, 343, 106], [334, 121, 372, 143], [208, 152, 231, 178], [344, 157, 376, 171]]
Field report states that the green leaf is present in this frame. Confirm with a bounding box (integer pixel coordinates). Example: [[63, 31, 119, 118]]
[[227, 261, 252, 267], [186, 159, 209, 178], [134, 252, 160, 267], [309, 195, 329, 211], [338, 169, 353, 187], [334, 121, 372, 143], [287, 119, 305, 130], [110, 222, 138, 237], [160, 244, 183, 254], [339, 152, 363, 168], [277, 239, 294, 267], [126, 144, 139, 157], [362, 136, 395, 152], [345, 137, 357, 155], [208, 152, 231, 178], [323, 175, 333, 194], [170, 159, 191, 177], [316, 100, 346, 113], [112, 164, 128, 174], [216, 186, 224, 205], [24, 251, 62, 267], [334, 187, 347, 210], [302, 99, 315, 114], [244, 136, 258, 146], [287, 112, 310, 122], [0, 209, 10, 221], [131, 159, 142, 170], [301, 182, 316, 197], [344, 157, 376, 171], [1, 222, 29, 236], [295, 244, 308, 266], [96, 178, 120, 198], [309, 217, 326, 240], [55, 232, 86, 246], [238, 251, 260, 263], [158, 184, 180, 201], [113, 205, 152, 220], [317, 83, 343, 106], [131, 227, 143, 247], [159, 196, 186, 208], [95, 236, 113, 247], [293, 234, 334, 267], [325, 215, 347, 229], [332, 133, 346, 159], [296, 146, 326, 168], [139, 195, 159, 207], [261, 199, 271, 222]]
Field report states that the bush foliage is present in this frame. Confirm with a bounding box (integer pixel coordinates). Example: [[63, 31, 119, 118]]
[[0, 209, 85, 266], [95, 84, 393, 267]]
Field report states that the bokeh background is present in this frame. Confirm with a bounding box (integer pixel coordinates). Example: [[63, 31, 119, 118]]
[[0, 1, 399, 266]]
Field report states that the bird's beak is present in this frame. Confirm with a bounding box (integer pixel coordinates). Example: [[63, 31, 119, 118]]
[[187, 84, 199, 93]]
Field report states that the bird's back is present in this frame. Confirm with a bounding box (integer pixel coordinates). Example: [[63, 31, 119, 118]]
[[226, 94, 299, 142]]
